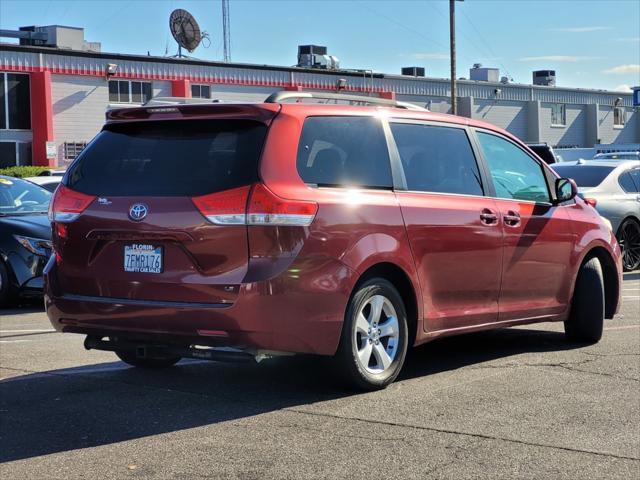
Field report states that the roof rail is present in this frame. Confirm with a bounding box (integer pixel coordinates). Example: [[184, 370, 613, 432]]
[[264, 91, 428, 111]]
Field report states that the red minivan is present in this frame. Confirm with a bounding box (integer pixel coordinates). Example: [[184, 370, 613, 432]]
[[45, 92, 622, 390]]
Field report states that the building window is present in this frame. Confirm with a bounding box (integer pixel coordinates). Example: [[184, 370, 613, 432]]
[[0, 141, 32, 167], [108, 80, 152, 103], [191, 84, 211, 99], [0, 72, 31, 130], [614, 107, 626, 127], [551, 103, 566, 126], [64, 141, 87, 162]]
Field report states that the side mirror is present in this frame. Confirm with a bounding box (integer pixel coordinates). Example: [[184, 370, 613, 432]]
[[555, 177, 577, 203]]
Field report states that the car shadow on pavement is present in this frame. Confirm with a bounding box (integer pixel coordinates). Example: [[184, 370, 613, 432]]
[[0, 303, 45, 317], [0, 327, 580, 463]]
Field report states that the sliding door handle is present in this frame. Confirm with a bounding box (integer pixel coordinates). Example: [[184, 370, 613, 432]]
[[480, 209, 498, 225], [503, 210, 521, 227]]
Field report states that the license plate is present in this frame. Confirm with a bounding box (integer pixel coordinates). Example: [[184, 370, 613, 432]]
[[124, 244, 163, 273]]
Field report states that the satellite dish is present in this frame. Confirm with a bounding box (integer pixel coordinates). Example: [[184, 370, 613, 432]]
[[169, 9, 202, 54]]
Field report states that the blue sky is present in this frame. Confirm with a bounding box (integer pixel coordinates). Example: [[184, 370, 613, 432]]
[[1, 0, 639, 91]]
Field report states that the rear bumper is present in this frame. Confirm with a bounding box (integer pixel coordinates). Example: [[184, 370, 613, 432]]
[[44, 257, 356, 356]]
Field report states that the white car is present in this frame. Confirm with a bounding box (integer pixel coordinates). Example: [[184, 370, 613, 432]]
[[25, 170, 65, 192], [552, 160, 640, 271]]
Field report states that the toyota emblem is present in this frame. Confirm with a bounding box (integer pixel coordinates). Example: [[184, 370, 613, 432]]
[[128, 203, 148, 221]]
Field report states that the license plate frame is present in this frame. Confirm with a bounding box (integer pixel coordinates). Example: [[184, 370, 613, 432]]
[[123, 244, 163, 274]]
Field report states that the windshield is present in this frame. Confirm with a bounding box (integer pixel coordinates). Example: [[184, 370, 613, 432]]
[[0, 176, 52, 215], [551, 165, 615, 188]]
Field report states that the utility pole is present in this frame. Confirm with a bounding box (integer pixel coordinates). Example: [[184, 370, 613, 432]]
[[222, 0, 231, 62], [449, 0, 462, 115]]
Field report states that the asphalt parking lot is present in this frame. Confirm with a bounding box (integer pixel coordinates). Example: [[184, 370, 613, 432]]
[[1, 273, 638, 480]]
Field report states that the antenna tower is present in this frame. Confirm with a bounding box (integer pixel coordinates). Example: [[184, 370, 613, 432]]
[[222, 0, 231, 62]]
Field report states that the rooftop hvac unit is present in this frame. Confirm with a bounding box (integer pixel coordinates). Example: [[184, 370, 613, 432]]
[[470, 65, 500, 82], [533, 70, 556, 87], [401, 67, 425, 77], [297, 45, 340, 70], [16, 25, 101, 51]]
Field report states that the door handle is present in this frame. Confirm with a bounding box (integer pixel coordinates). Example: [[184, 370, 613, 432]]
[[480, 208, 498, 225], [503, 210, 521, 227], [636, 195, 640, 203]]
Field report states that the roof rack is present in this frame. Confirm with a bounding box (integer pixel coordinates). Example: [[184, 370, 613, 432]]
[[264, 91, 428, 111]]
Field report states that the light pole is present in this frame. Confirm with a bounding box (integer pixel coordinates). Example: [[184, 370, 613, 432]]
[[450, 0, 463, 115]]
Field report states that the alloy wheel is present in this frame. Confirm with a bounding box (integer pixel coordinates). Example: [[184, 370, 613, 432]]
[[353, 294, 400, 375], [619, 220, 640, 271]]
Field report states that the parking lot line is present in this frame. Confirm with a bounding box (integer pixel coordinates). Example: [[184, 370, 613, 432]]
[[0, 329, 55, 333], [604, 325, 640, 331]]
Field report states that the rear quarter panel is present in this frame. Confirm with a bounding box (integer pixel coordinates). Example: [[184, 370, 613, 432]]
[[258, 108, 423, 348]]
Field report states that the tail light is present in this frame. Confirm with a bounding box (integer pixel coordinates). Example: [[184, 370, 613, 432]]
[[192, 185, 251, 225], [48, 185, 96, 223], [192, 183, 317, 227], [584, 197, 597, 207], [247, 183, 317, 226]]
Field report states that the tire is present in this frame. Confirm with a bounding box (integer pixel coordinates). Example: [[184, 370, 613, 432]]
[[0, 260, 16, 308], [617, 218, 640, 271], [564, 257, 605, 344], [115, 349, 181, 369], [334, 278, 409, 391]]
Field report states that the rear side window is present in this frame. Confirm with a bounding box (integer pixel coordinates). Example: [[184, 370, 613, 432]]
[[390, 123, 483, 196], [65, 120, 267, 196], [628, 168, 640, 192], [296, 116, 392, 188], [551, 165, 615, 188], [619, 170, 639, 193]]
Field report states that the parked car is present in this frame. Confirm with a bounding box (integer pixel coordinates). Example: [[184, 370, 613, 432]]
[[525, 142, 557, 165], [26, 175, 62, 192], [45, 93, 622, 390], [593, 151, 640, 161], [0, 175, 53, 306], [551, 160, 640, 271]]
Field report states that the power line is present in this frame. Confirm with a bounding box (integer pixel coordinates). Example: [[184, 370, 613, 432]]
[[459, 8, 515, 81], [363, 3, 448, 51], [362, 3, 476, 68], [427, 1, 511, 79]]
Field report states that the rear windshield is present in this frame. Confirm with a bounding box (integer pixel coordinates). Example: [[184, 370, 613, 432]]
[[551, 165, 615, 187], [65, 120, 267, 196]]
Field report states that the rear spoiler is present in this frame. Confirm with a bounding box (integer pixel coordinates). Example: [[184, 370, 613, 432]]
[[105, 103, 281, 123]]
